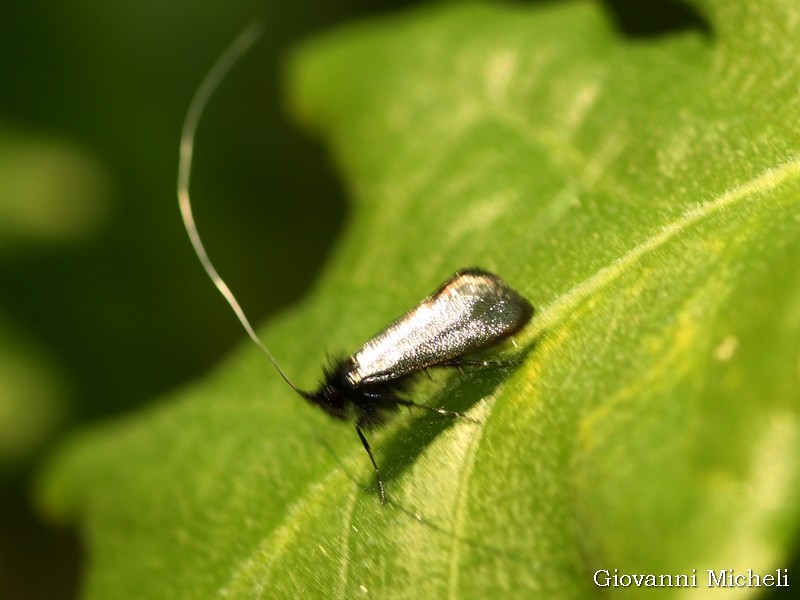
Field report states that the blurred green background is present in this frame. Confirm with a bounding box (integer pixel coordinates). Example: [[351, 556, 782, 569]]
[[0, 1, 420, 597]]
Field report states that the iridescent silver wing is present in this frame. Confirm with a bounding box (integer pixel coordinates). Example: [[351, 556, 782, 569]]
[[345, 268, 533, 386]]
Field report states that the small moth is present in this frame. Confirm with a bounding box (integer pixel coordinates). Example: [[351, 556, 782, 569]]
[[300, 267, 532, 501], [177, 25, 534, 502]]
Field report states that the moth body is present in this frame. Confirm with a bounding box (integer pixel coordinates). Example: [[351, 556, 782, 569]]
[[301, 267, 533, 429]]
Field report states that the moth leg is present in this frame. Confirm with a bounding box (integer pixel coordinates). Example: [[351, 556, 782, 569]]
[[441, 357, 521, 369], [355, 424, 386, 504], [358, 391, 479, 423], [395, 398, 479, 424]]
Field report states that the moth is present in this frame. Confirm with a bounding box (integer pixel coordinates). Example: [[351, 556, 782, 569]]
[[299, 267, 532, 501], [177, 24, 534, 502]]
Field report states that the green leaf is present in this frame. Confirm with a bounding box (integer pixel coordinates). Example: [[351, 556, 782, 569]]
[[39, 1, 800, 598]]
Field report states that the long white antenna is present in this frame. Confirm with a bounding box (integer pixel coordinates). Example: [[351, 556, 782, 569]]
[[178, 22, 306, 395]]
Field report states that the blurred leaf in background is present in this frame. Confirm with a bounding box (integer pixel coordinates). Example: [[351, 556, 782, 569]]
[[0, 125, 108, 598], [0, 130, 107, 248], [0, 128, 108, 469], [32, 0, 800, 599]]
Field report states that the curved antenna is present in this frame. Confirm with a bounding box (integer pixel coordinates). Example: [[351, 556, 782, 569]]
[[178, 22, 307, 396]]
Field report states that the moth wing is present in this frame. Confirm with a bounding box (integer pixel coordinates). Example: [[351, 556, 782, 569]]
[[350, 269, 533, 385]]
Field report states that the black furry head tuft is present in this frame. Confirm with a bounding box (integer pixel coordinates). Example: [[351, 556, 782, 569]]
[[301, 356, 417, 429]]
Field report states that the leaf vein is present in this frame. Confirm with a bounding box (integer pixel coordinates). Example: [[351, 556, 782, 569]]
[[528, 154, 800, 339]]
